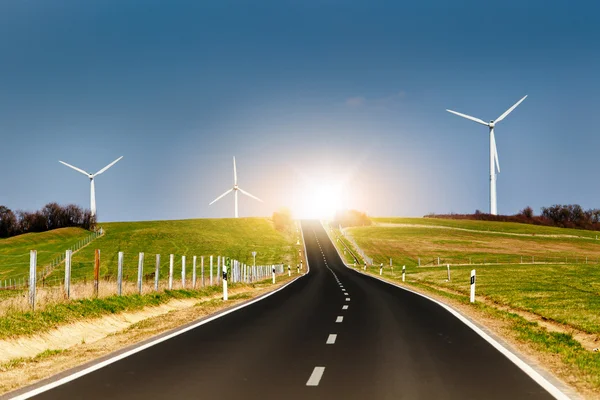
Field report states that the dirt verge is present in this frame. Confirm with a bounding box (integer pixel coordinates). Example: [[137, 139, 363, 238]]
[[0, 274, 301, 396]]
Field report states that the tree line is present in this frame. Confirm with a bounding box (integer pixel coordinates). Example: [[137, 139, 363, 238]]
[[427, 204, 600, 231], [0, 203, 96, 238], [334, 209, 371, 228]]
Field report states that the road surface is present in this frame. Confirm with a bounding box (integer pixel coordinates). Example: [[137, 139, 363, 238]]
[[14, 220, 556, 399]]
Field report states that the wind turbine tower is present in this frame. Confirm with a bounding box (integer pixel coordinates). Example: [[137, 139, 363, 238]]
[[446, 95, 527, 215], [59, 156, 123, 218], [209, 156, 263, 218]]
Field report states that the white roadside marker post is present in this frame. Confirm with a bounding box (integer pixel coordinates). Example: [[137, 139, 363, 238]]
[[65, 250, 72, 299], [169, 254, 174, 290], [154, 254, 160, 291], [402, 265, 406, 282], [223, 258, 229, 300], [470, 269, 476, 303], [217, 256, 221, 285], [447, 264, 451, 282], [380, 263, 383, 275], [29, 250, 37, 310], [288, 265, 291, 277], [272, 265, 276, 284], [117, 252, 124, 296], [137, 252, 144, 295]]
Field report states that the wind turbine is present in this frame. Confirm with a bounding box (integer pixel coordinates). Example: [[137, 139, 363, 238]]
[[59, 156, 123, 218], [209, 157, 263, 218], [446, 95, 527, 215]]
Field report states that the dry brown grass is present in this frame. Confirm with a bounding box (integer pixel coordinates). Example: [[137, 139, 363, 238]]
[[0, 278, 223, 315], [0, 274, 300, 395]]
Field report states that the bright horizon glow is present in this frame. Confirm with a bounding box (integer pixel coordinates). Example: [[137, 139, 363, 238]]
[[294, 181, 345, 219]]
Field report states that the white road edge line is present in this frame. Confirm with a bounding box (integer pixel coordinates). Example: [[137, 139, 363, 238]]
[[11, 224, 313, 400], [306, 366, 326, 386], [350, 269, 572, 400], [326, 334, 337, 344], [322, 221, 571, 400]]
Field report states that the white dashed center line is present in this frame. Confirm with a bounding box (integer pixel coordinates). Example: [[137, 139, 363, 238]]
[[326, 334, 337, 344], [336, 316, 343, 323], [346, 297, 350, 301], [342, 305, 348, 310], [306, 367, 326, 386]]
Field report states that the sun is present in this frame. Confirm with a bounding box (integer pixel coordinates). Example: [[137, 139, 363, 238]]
[[295, 182, 344, 219]]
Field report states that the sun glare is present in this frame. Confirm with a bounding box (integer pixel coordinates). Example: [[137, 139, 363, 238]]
[[295, 182, 344, 219]]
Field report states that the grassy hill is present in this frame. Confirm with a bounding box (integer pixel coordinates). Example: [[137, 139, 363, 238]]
[[1, 218, 299, 283], [359, 217, 600, 267], [333, 218, 600, 393], [372, 217, 600, 238], [0, 228, 93, 281], [339, 217, 600, 333]]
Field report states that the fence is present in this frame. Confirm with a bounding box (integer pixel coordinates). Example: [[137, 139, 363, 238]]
[[416, 254, 600, 267], [1, 249, 288, 310], [46, 228, 104, 272], [0, 229, 105, 291], [332, 225, 600, 269], [338, 225, 374, 265]]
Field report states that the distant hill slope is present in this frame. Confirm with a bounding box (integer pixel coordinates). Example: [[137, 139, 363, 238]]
[[57, 218, 298, 281], [347, 217, 600, 268], [1, 218, 299, 282], [371, 217, 600, 239], [0, 228, 92, 281]]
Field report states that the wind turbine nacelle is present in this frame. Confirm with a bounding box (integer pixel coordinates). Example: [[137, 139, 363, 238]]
[[234, 185, 239, 190], [489, 121, 495, 128]]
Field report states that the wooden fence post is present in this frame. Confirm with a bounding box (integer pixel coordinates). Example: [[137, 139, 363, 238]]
[[154, 254, 160, 291], [29, 250, 37, 310], [94, 249, 100, 297], [192, 256, 197, 289], [169, 254, 174, 290], [181, 255, 186, 289], [117, 251, 123, 296], [65, 250, 72, 299], [137, 252, 144, 295]]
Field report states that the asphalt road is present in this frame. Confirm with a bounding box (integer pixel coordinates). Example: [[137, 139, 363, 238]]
[[17, 220, 555, 399]]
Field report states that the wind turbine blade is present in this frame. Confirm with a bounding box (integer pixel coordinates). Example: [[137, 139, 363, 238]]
[[492, 133, 500, 173], [233, 156, 237, 185], [495, 95, 527, 123], [446, 109, 489, 126], [94, 156, 123, 176], [238, 188, 263, 203], [59, 161, 90, 176], [209, 188, 233, 205]]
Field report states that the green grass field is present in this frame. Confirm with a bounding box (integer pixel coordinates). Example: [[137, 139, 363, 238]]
[[350, 219, 600, 267], [333, 219, 600, 392], [0, 228, 93, 281], [341, 218, 600, 334], [1, 218, 299, 284], [372, 216, 600, 239]]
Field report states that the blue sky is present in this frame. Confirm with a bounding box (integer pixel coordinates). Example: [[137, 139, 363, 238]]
[[1, 0, 599, 221]]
